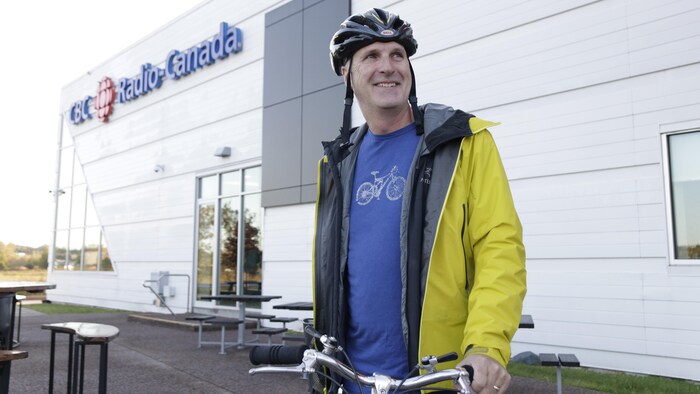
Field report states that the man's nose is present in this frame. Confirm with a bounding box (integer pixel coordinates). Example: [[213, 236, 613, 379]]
[[377, 55, 395, 73]]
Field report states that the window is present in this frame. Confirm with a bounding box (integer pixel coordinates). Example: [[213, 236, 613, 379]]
[[664, 129, 700, 264], [52, 118, 113, 272], [195, 167, 264, 307]]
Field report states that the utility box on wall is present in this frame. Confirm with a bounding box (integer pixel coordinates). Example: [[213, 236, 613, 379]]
[[149, 271, 169, 297]]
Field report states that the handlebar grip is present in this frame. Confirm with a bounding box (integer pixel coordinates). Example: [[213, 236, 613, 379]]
[[436, 352, 458, 363], [249, 345, 307, 366]]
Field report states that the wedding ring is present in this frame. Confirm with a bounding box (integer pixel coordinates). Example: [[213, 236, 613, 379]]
[[493, 385, 501, 391]]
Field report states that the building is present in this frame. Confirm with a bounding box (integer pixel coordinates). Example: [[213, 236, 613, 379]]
[[51, 0, 700, 382]]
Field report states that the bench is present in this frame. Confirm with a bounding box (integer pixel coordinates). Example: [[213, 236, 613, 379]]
[[246, 312, 275, 328], [251, 327, 288, 345], [269, 316, 298, 327], [245, 312, 277, 343], [519, 314, 534, 329], [184, 314, 215, 348], [42, 322, 119, 394], [269, 317, 299, 345], [540, 353, 580, 394]]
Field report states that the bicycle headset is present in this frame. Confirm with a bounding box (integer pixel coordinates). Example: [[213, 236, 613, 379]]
[[329, 8, 424, 150]]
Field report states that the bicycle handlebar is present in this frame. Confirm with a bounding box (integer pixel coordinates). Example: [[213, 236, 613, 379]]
[[249, 345, 473, 393], [250, 345, 307, 365]]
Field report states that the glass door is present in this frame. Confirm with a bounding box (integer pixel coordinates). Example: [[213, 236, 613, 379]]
[[195, 166, 263, 308]]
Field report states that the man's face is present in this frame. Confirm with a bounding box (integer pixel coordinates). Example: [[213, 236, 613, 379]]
[[343, 41, 411, 114]]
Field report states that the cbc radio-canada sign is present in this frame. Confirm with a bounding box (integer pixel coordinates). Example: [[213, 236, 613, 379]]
[[69, 22, 243, 125]]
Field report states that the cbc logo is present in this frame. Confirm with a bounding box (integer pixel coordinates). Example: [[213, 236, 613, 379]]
[[69, 76, 116, 124], [94, 77, 116, 122]]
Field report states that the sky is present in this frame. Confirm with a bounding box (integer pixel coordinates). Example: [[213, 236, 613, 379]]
[[0, 0, 203, 248]]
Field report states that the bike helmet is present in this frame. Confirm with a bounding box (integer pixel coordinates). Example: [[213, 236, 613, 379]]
[[330, 8, 417, 76], [329, 8, 423, 149]]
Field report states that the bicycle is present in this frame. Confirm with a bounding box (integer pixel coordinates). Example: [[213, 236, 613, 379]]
[[249, 326, 474, 394], [355, 165, 407, 206]]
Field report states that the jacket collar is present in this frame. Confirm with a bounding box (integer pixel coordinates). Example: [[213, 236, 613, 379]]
[[420, 103, 474, 154]]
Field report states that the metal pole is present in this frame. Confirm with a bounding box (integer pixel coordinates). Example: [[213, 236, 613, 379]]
[[49, 114, 65, 272], [556, 365, 563, 394], [48, 332, 55, 393]]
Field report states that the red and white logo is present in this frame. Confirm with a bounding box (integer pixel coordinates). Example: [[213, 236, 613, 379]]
[[94, 77, 116, 122]]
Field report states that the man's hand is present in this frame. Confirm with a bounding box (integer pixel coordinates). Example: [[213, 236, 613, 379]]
[[457, 354, 511, 393]]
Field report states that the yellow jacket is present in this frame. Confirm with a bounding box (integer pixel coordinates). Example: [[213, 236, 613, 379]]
[[313, 103, 526, 391]]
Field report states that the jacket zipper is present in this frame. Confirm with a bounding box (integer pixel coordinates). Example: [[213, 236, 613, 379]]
[[461, 203, 468, 290]]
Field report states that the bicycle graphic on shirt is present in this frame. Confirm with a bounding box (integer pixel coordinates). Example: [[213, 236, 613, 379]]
[[356, 165, 407, 206]]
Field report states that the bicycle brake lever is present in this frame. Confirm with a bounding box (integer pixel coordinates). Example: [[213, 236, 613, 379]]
[[420, 352, 459, 367], [304, 326, 341, 353], [304, 325, 323, 339]]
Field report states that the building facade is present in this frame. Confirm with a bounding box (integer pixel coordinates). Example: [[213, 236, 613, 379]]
[[51, 0, 700, 381]]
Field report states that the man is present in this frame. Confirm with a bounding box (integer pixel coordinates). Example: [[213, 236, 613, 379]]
[[312, 8, 526, 394]]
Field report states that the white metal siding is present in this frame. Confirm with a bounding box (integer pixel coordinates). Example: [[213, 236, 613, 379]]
[[260, 203, 315, 328]]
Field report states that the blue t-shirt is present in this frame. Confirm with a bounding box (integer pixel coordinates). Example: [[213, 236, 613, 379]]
[[344, 123, 420, 393]]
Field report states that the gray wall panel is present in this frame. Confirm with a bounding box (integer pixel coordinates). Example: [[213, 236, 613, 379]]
[[262, 98, 302, 194], [302, 0, 349, 94], [266, 1, 302, 27], [262, 0, 349, 208], [303, 0, 324, 8], [262, 187, 301, 207], [263, 12, 303, 107], [300, 184, 317, 203], [301, 84, 345, 186]]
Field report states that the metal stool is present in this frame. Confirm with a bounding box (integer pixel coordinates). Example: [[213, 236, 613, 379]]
[[42, 322, 119, 394]]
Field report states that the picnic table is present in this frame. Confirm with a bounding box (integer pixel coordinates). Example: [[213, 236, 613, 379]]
[[273, 301, 312, 311], [200, 294, 282, 347]]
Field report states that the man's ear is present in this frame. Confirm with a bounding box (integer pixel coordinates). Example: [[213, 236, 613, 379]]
[[341, 66, 350, 86], [341, 59, 352, 86]]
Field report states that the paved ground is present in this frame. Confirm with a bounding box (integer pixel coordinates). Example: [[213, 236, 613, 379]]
[[9, 309, 607, 393]]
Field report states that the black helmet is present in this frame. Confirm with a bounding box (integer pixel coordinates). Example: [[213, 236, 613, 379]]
[[330, 8, 418, 76], [330, 8, 424, 150]]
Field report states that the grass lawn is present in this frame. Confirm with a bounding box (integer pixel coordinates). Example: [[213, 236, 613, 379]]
[[24, 303, 124, 315], [508, 362, 700, 394], [0, 269, 47, 282]]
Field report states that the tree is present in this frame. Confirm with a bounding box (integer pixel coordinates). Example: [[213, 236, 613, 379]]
[[27, 245, 49, 269], [39, 245, 49, 269], [0, 242, 8, 270], [243, 209, 262, 277], [689, 244, 700, 259], [218, 204, 263, 292]]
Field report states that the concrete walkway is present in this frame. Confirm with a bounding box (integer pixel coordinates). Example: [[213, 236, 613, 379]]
[[9, 310, 606, 393]]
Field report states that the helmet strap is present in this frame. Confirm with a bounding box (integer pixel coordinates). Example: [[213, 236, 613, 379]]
[[340, 61, 354, 149], [408, 61, 423, 135]]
